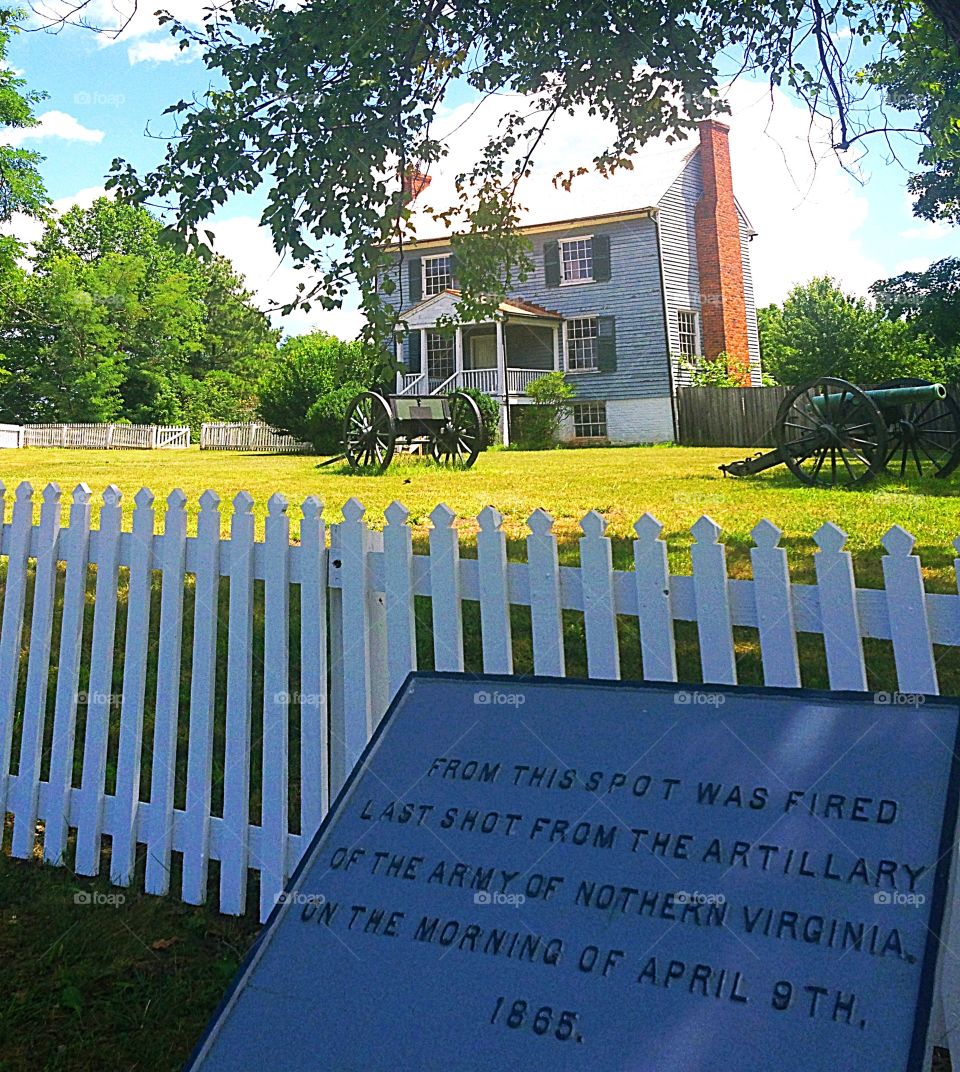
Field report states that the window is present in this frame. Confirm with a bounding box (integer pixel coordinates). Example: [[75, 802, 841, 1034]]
[[422, 254, 452, 297], [559, 237, 594, 284], [565, 316, 599, 371], [677, 309, 700, 357], [426, 331, 455, 387], [573, 402, 607, 439]]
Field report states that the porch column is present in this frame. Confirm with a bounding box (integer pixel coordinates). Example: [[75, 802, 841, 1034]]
[[420, 327, 428, 387], [552, 325, 561, 371], [496, 320, 510, 447], [454, 326, 464, 382], [395, 333, 403, 392]]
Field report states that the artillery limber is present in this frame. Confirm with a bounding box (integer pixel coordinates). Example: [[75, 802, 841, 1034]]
[[719, 376, 960, 489], [342, 390, 485, 473]]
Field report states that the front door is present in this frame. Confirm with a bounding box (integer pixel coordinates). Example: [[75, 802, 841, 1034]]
[[470, 334, 498, 369]]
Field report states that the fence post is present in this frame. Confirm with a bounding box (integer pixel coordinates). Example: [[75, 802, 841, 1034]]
[[633, 513, 677, 682], [75, 486, 123, 876], [260, 493, 291, 920], [690, 515, 737, 685], [44, 484, 94, 865], [881, 524, 937, 695], [750, 519, 801, 688], [813, 522, 867, 692], [383, 501, 417, 700], [182, 490, 222, 904], [0, 483, 32, 822], [299, 496, 328, 849], [579, 510, 619, 679], [221, 490, 255, 915], [477, 505, 513, 674], [11, 483, 62, 859], [526, 509, 565, 678], [430, 503, 464, 671]]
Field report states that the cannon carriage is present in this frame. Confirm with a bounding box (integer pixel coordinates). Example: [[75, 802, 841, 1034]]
[[719, 376, 960, 489], [342, 390, 485, 473]]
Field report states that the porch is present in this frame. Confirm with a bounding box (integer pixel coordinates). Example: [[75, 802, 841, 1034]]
[[393, 291, 563, 402]]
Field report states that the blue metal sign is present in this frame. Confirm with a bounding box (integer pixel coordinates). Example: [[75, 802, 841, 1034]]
[[186, 675, 960, 1071]]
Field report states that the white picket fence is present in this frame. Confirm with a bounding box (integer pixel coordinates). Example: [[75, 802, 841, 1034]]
[[200, 422, 311, 453], [21, 423, 191, 449], [2, 481, 960, 1056]]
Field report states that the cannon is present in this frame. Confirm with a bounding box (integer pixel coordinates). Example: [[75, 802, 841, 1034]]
[[342, 390, 485, 473], [719, 376, 960, 489]]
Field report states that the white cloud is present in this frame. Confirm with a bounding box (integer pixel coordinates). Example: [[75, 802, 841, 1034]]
[[127, 38, 196, 65], [4, 110, 104, 146], [3, 185, 109, 249]]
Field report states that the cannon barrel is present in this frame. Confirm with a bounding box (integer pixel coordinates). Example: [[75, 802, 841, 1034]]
[[810, 382, 946, 413]]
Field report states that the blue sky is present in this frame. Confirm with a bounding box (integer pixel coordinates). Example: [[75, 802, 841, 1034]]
[[7, 4, 959, 338]]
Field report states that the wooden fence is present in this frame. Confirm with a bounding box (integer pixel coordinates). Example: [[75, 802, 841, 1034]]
[[21, 424, 190, 450], [2, 481, 960, 1058], [676, 386, 790, 446], [200, 422, 311, 453]]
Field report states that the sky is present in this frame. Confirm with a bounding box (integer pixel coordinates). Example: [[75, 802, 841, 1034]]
[[5, 2, 959, 340]]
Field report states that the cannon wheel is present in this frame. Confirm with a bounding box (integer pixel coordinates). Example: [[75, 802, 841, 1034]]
[[429, 391, 484, 468], [343, 391, 396, 472], [877, 377, 960, 479], [774, 376, 888, 489]]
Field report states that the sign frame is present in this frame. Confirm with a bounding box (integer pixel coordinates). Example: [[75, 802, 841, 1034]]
[[183, 673, 960, 1072]]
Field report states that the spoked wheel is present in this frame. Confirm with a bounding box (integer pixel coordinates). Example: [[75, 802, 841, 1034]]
[[343, 391, 396, 472], [877, 378, 960, 479], [774, 376, 888, 489], [429, 391, 485, 469]]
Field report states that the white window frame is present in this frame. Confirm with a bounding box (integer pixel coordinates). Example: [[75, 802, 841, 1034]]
[[558, 235, 595, 286], [422, 253, 453, 297], [425, 330, 455, 383], [563, 315, 601, 373], [677, 308, 702, 358], [572, 401, 608, 439]]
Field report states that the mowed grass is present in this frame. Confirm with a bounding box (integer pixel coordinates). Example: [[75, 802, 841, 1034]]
[[3, 442, 960, 1071]]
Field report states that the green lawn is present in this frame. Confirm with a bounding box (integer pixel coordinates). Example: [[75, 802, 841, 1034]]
[[2, 442, 960, 1071]]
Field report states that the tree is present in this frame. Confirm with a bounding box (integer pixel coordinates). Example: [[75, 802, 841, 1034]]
[[757, 277, 947, 387], [98, 1, 960, 338], [871, 257, 960, 351], [257, 331, 380, 453]]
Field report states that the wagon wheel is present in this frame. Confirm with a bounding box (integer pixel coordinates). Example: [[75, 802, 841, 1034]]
[[429, 391, 484, 469], [774, 376, 888, 489], [343, 391, 396, 472], [877, 377, 960, 480]]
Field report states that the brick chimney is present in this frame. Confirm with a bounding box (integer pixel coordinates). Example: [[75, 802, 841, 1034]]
[[694, 120, 751, 384]]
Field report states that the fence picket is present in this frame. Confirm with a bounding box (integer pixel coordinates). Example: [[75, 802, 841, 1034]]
[[881, 525, 938, 695], [111, 488, 155, 886], [11, 484, 62, 859], [750, 520, 801, 688], [690, 515, 737, 685], [579, 511, 619, 680], [383, 501, 417, 699], [74, 487, 123, 875], [477, 506, 513, 674], [298, 496, 328, 850], [429, 504, 464, 672], [336, 499, 372, 784], [813, 522, 868, 692], [526, 510, 565, 678], [0, 483, 33, 821], [43, 484, 93, 865], [260, 494, 291, 920], [220, 491, 255, 915], [182, 490, 221, 904], [633, 513, 677, 682]]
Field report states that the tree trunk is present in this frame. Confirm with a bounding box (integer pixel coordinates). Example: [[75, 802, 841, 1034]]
[[924, 0, 960, 52]]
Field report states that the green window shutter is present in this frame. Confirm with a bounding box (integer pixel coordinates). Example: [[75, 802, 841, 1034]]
[[597, 316, 617, 372], [407, 257, 422, 304], [544, 241, 561, 287], [407, 332, 422, 373], [592, 234, 611, 282], [448, 253, 458, 289]]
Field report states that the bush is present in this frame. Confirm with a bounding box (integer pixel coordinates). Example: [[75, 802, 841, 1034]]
[[458, 388, 499, 448], [306, 381, 366, 454], [513, 371, 573, 449]]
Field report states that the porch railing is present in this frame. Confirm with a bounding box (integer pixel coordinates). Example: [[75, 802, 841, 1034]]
[[507, 368, 549, 395], [397, 373, 425, 395], [426, 367, 550, 397]]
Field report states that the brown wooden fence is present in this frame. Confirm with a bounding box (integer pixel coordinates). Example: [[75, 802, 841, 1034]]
[[676, 386, 790, 447]]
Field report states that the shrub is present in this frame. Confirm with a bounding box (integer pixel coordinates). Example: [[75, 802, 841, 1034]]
[[458, 387, 499, 448], [513, 371, 573, 449], [306, 381, 366, 454]]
